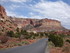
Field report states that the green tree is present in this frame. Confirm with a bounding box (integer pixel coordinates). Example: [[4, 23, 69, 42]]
[[16, 28, 19, 32], [21, 30, 27, 35], [7, 31, 14, 37], [14, 32, 21, 38]]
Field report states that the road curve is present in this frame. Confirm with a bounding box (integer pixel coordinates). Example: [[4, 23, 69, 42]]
[[0, 38, 49, 53]]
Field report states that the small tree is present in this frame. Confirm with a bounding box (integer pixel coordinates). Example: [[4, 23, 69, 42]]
[[16, 28, 19, 32], [14, 32, 21, 38], [21, 29, 25, 34], [7, 31, 14, 37], [21, 30, 27, 35]]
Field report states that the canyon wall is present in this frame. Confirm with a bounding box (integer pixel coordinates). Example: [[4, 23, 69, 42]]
[[10, 17, 66, 32]]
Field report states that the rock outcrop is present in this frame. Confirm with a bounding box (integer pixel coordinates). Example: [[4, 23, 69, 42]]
[[0, 5, 7, 20], [0, 5, 17, 33], [10, 17, 66, 32]]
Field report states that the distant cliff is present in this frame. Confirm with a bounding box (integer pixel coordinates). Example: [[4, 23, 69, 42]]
[[10, 17, 66, 32]]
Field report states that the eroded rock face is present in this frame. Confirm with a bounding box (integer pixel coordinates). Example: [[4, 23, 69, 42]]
[[0, 5, 17, 33], [40, 19, 62, 27], [0, 5, 7, 20], [10, 17, 66, 32]]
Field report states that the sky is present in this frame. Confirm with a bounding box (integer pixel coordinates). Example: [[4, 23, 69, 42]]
[[0, 0, 70, 29]]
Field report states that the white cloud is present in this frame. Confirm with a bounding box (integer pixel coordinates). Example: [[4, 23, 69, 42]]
[[10, 0, 29, 3], [6, 10, 16, 16], [6, 10, 27, 18], [30, 1, 70, 29], [29, 12, 43, 19], [9, 4, 20, 10], [0, 0, 32, 3]]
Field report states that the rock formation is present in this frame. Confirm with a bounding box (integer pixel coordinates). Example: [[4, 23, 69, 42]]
[[0, 5, 17, 33], [0, 5, 7, 20], [10, 18, 66, 32]]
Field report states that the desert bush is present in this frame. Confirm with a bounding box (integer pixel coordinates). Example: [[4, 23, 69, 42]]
[[48, 34, 64, 47], [14, 32, 21, 38], [66, 39, 70, 43], [0, 36, 8, 43], [23, 34, 32, 39], [7, 31, 14, 37], [14, 43, 22, 46], [16, 28, 19, 32], [21, 30, 28, 35], [17, 43, 22, 46], [38, 32, 44, 38], [21, 41, 29, 44]]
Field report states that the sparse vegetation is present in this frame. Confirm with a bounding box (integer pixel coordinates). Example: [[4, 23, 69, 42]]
[[14, 32, 21, 38], [0, 29, 70, 50], [21, 41, 29, 44]]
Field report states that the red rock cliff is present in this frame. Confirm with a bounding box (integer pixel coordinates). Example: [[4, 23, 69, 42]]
[[0, 5, 7, 20]]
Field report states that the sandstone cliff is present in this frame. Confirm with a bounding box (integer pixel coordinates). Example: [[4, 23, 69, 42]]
[[0, 5, 17, 33], [0, 5, 7, 20], [10, 17, 66, 32]]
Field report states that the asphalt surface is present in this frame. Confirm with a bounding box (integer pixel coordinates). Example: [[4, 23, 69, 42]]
[[0, 38, 49, 53]]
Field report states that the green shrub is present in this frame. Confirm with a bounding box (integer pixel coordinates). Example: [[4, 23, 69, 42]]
[[14, 43, 22, 46], [17, 43, 22, 46], [66, 39, 70, 43], [48, 34, 64, 47], [16, 28, 19, 32], [7, 31, 14, 37], [21, 30, 28, 35], [24, 34, 32, 39], [14, 32, 21, 38], [21, 41, 29, 44]]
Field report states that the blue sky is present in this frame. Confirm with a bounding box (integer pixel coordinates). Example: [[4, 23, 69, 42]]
[[0, 0, 70, 29]]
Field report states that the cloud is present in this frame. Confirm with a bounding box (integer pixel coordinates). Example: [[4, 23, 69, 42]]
[[29, 1, 70, 29], [31, 1, 70, 19], [10, 0, 30, 3], [6, 10, 16, 16], [0, 0, 32, 4], [9, 4, 20, 10], [6, 10, 27, 18]]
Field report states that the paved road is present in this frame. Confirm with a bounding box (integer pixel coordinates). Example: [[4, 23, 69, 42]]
[[0, 38, 49, 53]]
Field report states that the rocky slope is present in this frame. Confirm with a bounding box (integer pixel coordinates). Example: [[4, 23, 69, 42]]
[[0, 5, 66, 33], [0, 5, 17, 34]]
